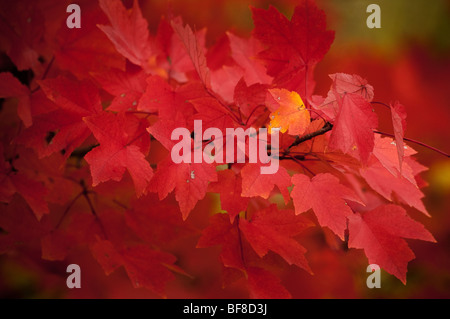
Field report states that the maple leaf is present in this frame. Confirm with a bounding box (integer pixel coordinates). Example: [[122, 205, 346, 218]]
[[348, 204, 435, 284], [0, 72, 31, 127], [0, 197, 50, 253], [240, 162, 291, 204], [91, 240, 178, 296], [148, 155, 217, 220], [328, 92, 378, 163], [390, 101, 407, 172], [246, 267, 291, 299], [92, 67, 147, 112], [55, 3, 125, 79], [311, 73, 374, 121], [330, 73, 374, 101], [190, 96, 237, 133], [41, 212, 100, 261], [98, 0, 153, 70], [360, 157, 429, 216], [139, 75, 206, 116], [291, 173, 362, 239], [41, 229, 75, 261], [205, 33, 233, 70], [38, 76, 102, 115], [239, 205, 312, 273], [83, 112, 153, 197], [0, 2, 45, 73], [226, 32, 272, 85], [233, 78, 269, 119], [210, 65, 244, 104], [0, 145, 49, 220], [208, 170, 249, 222], [7, 173, 49, 220], [0, 161, 49, 221], [154, 17, 208, 83], [252, 0, 334, 95], [372, 135, 416, 183], [142, 77, 204, 151], [197, 213, 245, 270], [171, 18, 211, 88], [267, 88, 310, 135], [17, 76, 103, 159], [125, 194, 196, 246]]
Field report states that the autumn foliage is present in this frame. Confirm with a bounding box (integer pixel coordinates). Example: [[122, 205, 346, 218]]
[[0, 0, 443, 298]]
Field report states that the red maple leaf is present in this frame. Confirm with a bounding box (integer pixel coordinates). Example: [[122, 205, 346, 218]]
[[142, 76, 205, 151], [0, 2, 45, 73], [328, 92, 378, 163], [170, 18, 211, 88], [125, 194, 196, 246], [197, 213, 245, 270], [55, 2, 125, 79], [98, 0, 153, 70], [348, 204, 435, 284], [360, 156, 429, 216], [0, 197, 50, 252], [148, 155, 217, 220], [372, 135, 417, 183], [0, 144, 50, 220], [0, 72, 31, 127], [83, 112, 153, 197], [240, 162, 291, 204], [233, 78, 269, 120], [208, 169, 249, 222], [291, 173, 362, 239], [390, 101, 407, 171], [239, 205, 313, 273], [252, 0, 334, 95], [210, 64, 244, 104], [311, 73, 374, 121], [92, 67, 147, 112], [191, 96, 237, 134], [227, 32, 272, 85], [246, 267, 291, 299], [41, 212, 99, 261], [91, 240, 178, 297], [17, 76, 102, 159]]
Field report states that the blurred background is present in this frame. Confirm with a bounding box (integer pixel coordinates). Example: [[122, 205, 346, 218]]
[[1, 0, 449, 298]]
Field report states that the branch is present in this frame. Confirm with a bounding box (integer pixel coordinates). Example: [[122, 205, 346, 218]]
[[286, 121, 333, 152]]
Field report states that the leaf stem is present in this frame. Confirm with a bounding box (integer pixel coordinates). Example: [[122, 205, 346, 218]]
[[290, 156, 315, 176], [205, 90, 243, 125], [54, 191, 84, 229], [236, 216, 247, 269], [370, 101, 391, 110], [31, 56, 55, 93], [83, 191, 108, 239], [245, 104, 266, 126]]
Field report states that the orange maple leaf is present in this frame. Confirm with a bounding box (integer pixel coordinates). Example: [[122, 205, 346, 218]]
[[268, 88, 310, 135]]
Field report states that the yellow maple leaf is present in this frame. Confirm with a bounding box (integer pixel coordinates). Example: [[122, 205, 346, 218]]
[[268, 88, 310, 135]]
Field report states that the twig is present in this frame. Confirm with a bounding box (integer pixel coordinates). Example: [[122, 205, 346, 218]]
[[286, 121, 333, 152]]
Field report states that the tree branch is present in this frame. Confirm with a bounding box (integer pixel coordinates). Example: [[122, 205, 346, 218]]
[[286, 121, 333, 152]]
